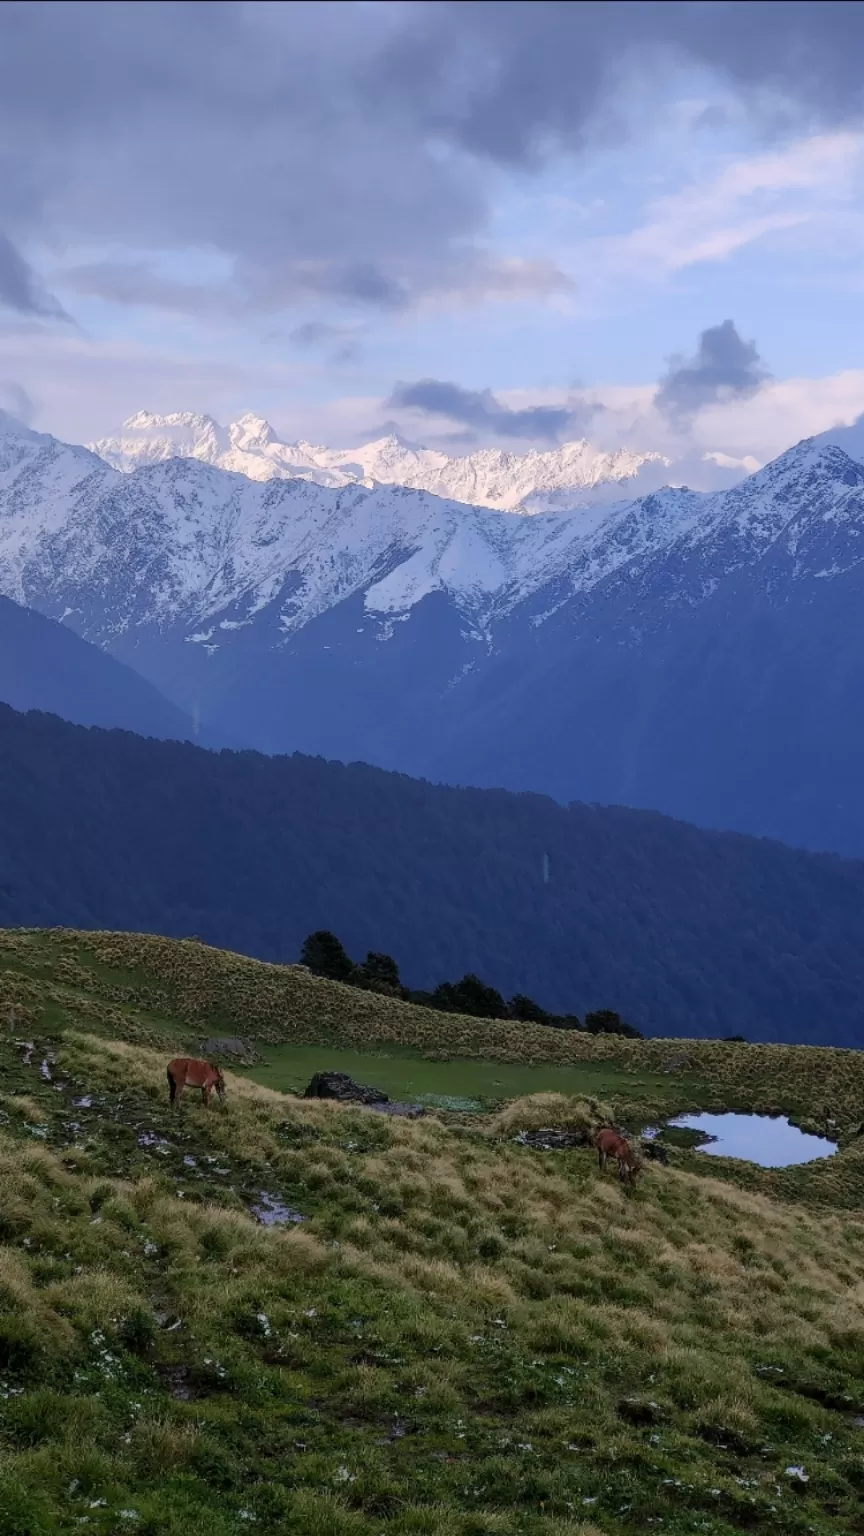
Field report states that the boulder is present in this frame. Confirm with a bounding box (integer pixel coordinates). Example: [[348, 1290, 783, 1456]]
[[303, 1070, 389, 1105], [199, 1036, 259, 1062], [513, 1126, 593, 1150]]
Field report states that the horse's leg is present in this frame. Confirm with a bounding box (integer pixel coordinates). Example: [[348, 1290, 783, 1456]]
[[175, 1080, 185, 1110], [597, 1148, 604, 1171], [167, 1068, 176, 1107], [203, 1085, 211, 1109]]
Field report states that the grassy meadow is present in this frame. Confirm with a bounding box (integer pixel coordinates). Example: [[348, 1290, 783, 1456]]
[[243, 1042, 702, 1113], [1, 927, 864, 1534]]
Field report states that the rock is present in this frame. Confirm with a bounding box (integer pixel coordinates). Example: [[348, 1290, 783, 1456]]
[[367, 1102, 425, 1118], [199, 1036, 259, 1062], [514, 1126, 593, 1150], [303, 1071, 389, 1105]]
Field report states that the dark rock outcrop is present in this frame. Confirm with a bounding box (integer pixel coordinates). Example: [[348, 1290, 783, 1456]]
[[303, 1071, 389, 1105]]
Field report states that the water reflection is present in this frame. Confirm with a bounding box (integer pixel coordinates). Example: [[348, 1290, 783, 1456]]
[[670, 1112, 837, 1168], [251, 1191, 305, 1226]]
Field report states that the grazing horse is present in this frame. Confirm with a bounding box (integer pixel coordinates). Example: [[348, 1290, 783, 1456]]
[[167, 1057, 226, 1110], [594, 1126, 642, 1184]]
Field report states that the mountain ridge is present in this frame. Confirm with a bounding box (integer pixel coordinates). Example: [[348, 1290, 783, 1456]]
[[0, 592, 220, 744], [88, 408, 668, 512], [4, 409, 864, 854]]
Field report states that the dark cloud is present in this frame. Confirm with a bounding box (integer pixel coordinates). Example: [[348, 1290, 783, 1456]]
[[655, 320, 771, 422], [0, 3, 862, 324], [0, 233, 67, 320], [374, 3, 864, 166], [389, 378, 596, 442]]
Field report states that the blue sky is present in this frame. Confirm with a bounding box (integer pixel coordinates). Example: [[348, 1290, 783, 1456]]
[[1, 2, 863, 480]]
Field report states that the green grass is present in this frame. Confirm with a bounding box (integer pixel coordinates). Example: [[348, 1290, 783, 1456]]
[[245, 1041, 704, 1111], [1, 1025, 864, 1536], [1, 927, 864, 1531]]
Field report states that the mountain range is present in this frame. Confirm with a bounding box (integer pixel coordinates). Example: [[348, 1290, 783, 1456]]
[[3, 700, 864, 1045], [89, 410, 667, 512], [3, 408, 864, 856]]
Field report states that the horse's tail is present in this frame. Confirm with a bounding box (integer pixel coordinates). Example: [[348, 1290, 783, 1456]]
[[167, 1065, 177, 1104]]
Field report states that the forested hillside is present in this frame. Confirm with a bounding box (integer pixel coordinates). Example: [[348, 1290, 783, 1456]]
[[0, 594, 209, 742], [2, 702, 864, 1044]]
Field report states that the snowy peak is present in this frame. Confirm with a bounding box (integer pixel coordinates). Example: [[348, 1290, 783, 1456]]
[[87, 411, 668, 512], [5, 415, 864, 653]]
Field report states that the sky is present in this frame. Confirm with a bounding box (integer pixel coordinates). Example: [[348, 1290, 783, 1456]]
[[2, 0, 864, 483]]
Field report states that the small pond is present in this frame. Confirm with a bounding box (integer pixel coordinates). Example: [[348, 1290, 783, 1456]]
[[669, 1112, 837, 1168]]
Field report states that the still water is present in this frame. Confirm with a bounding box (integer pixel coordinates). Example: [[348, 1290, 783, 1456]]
[[670, 1112, 837, 1168]]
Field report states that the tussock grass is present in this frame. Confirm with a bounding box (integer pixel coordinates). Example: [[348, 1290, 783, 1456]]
[[0, 1020, 862, 1533], [490, 1094, 609, 1137], [1, 928, 864, 1530]]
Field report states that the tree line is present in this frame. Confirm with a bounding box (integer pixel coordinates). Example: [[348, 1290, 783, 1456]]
[[4, 702, 864, 1045], [299, 930, 643, 1036]]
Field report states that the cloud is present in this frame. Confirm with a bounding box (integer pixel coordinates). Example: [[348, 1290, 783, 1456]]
[[0, 380, 37, 424], [655, 320, 772, 423], [374, 3, 864, 167], [62, 259, 231, 316], [0, 234, 68, 320], [290, 320, 363, 363], [2, 1, 863, 331], [389, 377, 597, 441], [580, 133, 864, 287], [291, 322, 355, 349]]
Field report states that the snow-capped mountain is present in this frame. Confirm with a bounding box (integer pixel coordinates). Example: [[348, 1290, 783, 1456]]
[[88, 410, 667, 512], [1, 410, 619, 637], [5, 406, 864, 856]]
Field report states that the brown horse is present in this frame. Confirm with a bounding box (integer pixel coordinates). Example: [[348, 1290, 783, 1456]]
[[167, 1057, 226, 1110], [594, 1127, 642, 1184]]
